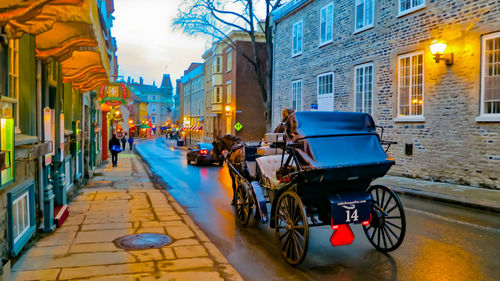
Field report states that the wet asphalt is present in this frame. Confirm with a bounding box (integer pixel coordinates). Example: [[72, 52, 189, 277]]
[[136, 138, 500, 281]]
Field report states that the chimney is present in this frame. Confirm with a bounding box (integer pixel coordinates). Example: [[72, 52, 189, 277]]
[[140, 77, 144, 85], [153, 81, 156, 87], [127, 76, 131, 83]]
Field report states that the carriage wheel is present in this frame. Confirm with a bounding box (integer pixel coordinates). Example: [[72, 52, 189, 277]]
[[363, 185, 406, 252], [234, 184, 251, 226], [275, 191, 309, 266]]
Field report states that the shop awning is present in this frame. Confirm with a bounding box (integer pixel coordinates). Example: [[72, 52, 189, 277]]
[[0, 0, 112, 91]]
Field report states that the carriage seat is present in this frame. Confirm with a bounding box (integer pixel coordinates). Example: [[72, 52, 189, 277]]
[[256, 154, 293, 189]]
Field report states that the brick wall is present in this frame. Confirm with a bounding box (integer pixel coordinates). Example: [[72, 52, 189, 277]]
[[273, 0, 500, 188]]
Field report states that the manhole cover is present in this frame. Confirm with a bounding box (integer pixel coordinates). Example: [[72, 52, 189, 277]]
[[113, 233, 172, 250]]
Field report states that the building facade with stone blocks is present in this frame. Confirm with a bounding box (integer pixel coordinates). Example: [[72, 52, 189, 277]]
[[272, 0, 500, 188], [0, 0, 118, 273], [203, 31, 267, 143]]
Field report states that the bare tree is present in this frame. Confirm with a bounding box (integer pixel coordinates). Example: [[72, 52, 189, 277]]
[[173, 0, 283, 131]]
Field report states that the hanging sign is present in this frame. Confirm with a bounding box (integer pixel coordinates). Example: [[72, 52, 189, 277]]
[[99, 83, 129, 107], [60, 113, 65, 161], [43, 107, 53, 165]]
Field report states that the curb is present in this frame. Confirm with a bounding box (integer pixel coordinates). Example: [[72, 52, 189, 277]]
[[134, 144, 243, 281], [389, 185, 500, 213]]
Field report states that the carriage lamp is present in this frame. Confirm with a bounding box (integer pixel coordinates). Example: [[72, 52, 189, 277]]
[[430, 39, 453, 65], [225, 105, 232, 112]]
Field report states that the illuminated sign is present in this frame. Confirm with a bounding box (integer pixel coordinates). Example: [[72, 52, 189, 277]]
[[99, 83, 129, 106]]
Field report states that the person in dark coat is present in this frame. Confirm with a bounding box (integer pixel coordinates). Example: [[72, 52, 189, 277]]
[[109, 134, 121, 167], [121, 136, 127, 150], [128, 136, 134, 151]]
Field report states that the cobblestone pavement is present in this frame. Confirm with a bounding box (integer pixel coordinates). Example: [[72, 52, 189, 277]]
[[11, 153, 243, 281]]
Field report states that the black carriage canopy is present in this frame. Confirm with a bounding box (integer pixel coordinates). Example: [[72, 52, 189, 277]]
[[285, 111, 394, 180]]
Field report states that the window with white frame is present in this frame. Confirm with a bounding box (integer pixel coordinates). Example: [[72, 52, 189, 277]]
[[292, 80, 302, 111], [226, 82, 232, 104], [320, 3, 333, 45], [355, 63, 374, 114], [399, 0, 425, 16], [398, 51, 424, 117], [216, 56, 222, 73], [12, 191, 30, 244], [292, 21, 303, 56], [8, 39, 19, 131], [214, 87, 222, 103], [152, 104, 157, 113], [227, 51, 232, 72], [355, 0, 374, 32], [481, 32, 500, 116], [318, 73, 334, 97]]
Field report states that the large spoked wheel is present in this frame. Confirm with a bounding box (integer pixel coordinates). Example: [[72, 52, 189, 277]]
[[275, 191, 309, 266], [363, 185, 406, 252], [234, 184, 251, 226]]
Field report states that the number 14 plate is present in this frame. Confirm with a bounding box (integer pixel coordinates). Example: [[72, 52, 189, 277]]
[[328, 193, 372, 225]]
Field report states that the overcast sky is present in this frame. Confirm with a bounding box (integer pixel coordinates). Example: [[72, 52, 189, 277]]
[[112, 0, 209, 87]]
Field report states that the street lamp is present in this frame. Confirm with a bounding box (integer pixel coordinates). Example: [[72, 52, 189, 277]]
[[225, 105, 232, 112], [430, 39, 453, 65]]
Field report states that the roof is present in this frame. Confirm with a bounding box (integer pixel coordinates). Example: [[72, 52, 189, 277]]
[[184, 63, 203, 75], [286, 111, 376, 140], [273, 0, 310, 22], [160, 74, 173, 90], [180, 64, 204, 84]]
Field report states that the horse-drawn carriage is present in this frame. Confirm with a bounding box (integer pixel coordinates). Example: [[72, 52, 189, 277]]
[[212, 111, 406, 265]]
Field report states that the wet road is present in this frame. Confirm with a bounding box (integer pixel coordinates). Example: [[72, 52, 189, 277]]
[[137, 138, 500, 281]]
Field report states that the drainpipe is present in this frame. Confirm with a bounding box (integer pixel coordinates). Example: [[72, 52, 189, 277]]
[[37, 61, 43, 212]]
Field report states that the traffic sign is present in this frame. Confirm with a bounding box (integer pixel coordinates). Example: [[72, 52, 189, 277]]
[[234, 122, 243, 131]]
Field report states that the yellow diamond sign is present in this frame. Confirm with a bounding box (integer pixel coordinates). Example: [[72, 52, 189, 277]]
[[234, 122, 243, 132]]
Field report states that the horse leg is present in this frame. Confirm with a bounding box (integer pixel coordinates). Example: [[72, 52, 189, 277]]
[[229, 169, 236, 205]]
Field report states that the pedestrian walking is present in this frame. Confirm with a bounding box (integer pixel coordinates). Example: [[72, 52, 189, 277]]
[[121, 136, 127, 150], [128, 136, 134, 151], [109, 134, 121, 167]]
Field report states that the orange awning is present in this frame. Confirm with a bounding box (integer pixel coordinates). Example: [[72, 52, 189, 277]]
[[1, 0, 112, 92]]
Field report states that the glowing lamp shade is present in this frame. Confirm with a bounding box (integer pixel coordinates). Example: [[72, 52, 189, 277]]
[[430, 39, 447, 55], [225, 105, 232, 112]]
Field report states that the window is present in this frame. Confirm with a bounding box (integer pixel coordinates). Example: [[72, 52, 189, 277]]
[[479, 32, 500, 119], [318, 73, 334, 97], [215, 56, 222, 73], [399, 0, 425, 16], [214, 87, 222, 103], [152, 95, 156, 100], [227, 51, 232, 72], [320, 3, 333, 46], [8, 39, 19, 131], [152, 116, 156, 123], [355, 0, 374, 33], [292, 21, 303, 56], [292, 80, 302, 111], [152, 104, 156, 113], [226, 82, 232, 104], [355, 63, 374, 114], [397, 51, 424, 119], [7, 180, 35, 256]]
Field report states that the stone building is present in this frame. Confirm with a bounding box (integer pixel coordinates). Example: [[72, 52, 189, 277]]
[[272, 0, 500, 188], [203, 31, 267, 142]]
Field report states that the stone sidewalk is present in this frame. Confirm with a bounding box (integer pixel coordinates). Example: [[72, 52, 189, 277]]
[[10, 153, 242, 281], [374, 175, 500, 213]]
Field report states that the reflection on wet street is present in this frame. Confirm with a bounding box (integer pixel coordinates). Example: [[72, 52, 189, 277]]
[[137, 138, 500, 281]]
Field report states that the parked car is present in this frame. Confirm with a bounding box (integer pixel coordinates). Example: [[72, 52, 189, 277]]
[[187, 143, 224, 166]]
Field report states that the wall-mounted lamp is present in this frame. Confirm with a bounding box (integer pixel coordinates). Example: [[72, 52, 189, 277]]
[[430, 39, 453, 65], [225, 105, 232, 112]]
